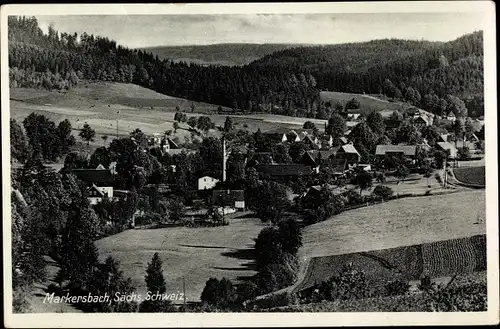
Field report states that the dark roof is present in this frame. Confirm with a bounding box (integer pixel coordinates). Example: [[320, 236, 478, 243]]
[[305, 149, 337, 162], [375, 145, 417, 156], [212, 190, 245, 203], [256, 164, 314, 176], [71, 169, 115, 186]]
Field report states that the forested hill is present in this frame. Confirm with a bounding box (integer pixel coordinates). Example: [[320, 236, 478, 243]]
[[140, 43, 307, 66], [8, 16, 484, 119], [248, 32, 484, 116]]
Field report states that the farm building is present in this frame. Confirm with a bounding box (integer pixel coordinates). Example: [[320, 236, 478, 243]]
[[212, 190, 245, 210], [71, 167, 117, 205], [333, 144, 361, 168], [445, 111, 457, 122], [414, 115, 431, 128], [302, 149, 337, 169], [256, 164, 316, 177], [198, 176, 220, 190], [375, 145, 417, 160], [436, 142, 458, 159]]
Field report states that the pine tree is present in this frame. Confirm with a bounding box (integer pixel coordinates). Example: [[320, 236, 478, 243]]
[[145, 252, 166, 294]]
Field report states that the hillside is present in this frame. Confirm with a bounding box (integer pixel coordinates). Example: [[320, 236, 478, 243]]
[[8, 16, 483, 120], [249, 32, 484, 117], [140, 43, 307, 66]]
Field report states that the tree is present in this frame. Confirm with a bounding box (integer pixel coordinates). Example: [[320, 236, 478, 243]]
[[277, 218, 302, 255], [446, 95, 468, 118], [253, 181, 290, 225], [89, 147, 111, 169], [23, 113, 62, 161], [452, 118, 466, 148], [79, 123, 96, 146], [326, 114, 347, 141], [394, 121, 422, 145], [303, 121, 316, 130], [200, 277, 237, 310], [345, 98, 361, 111], [101, 135, 108, 145], [464, 118, 476, 141], [63, 151, 89, 171], [395, 165, 409, 183], [366, 111, 385, 136], [355, 171, 373, 195], [223, 116, 234, 133], [187, 116, 198, 129], [271, 143, 292, 164], [130, 128, 148, 148], [254, 227, 284, 270], [372, 185, 393, 201], [10, 119, 31, 163], [57, 119, 76, 153], [197, 116, 214, 133], [457, 146, 471, 160], [144, 252, 166, 294]]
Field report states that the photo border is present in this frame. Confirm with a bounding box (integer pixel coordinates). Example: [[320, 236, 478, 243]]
[[2, 2, 498, 327]]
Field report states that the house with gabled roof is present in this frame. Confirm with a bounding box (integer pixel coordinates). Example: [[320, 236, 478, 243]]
[[333, 144, 361, 169], [436, 142, 457, 159], [212, 190, 245, 210], [71, 167, 117, 205], [375, 145, 417, 158], [446, 111, 457, 122], [414, 115, 431, 128]]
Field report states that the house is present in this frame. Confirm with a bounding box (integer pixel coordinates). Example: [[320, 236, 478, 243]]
[[302, 134, 321, 148], [414, 115, 431, 128], [72, 168, 117, 205], [212, 190, 245, 210], [339, 137, 349, 145], [406, 107, 421, 118], [355, 163, 372, 172], [161, 136, 180, 153], [286, 130, 301, 143], [439, 134, 451, 143], [375, 145, 417, 159], [436, 142, 457, 159], [198, 176, 220, 190], [346, 121, 360, 130], [256, 164, 315, 177], [333, 144, 361, 168], [446, 111, 457, 122], [301, 149, 337, 171], [347, 113, 361, 121]]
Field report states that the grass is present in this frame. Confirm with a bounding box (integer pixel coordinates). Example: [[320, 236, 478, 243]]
[[10, 82, 327, 150], [453, 166, 485, 187], [300, 190, 486, 259], [320, 91, 419, 117], [94, 213, 267, 303]]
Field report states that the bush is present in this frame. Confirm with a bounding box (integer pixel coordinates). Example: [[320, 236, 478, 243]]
[[385, 279, 410, 296], [424, 282, 487, 312], [254, 256, 298, 294], [317, 263, 371, 301], [252, 290, 299, 310], [200, 277, 238, 310], [372, 185, 394, 200]]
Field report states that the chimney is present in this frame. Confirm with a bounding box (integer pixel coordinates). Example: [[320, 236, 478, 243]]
[[222, 137, 227, 182]]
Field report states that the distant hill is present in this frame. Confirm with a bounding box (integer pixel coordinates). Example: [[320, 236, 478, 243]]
[[250, 32, 484, 117], [139, 43, 310, 66]]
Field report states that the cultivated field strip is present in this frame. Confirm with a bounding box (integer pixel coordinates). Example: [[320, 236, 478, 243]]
[[296, 234, 486, 292]]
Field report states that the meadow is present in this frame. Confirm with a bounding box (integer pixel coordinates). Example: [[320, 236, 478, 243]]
[[299, 190, 486, 259], [94, 213, 266, 303], [320, 91, 417, 117], [10, 82, 327, 150], [453, 166, 486, 187]]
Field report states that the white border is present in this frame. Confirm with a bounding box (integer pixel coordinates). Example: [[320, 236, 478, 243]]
[[2, 2, 498, 327]]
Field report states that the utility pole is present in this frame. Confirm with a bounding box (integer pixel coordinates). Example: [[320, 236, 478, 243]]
[[182, 277, 186, 311], [222, 136, 227, 182], [116, 110, 120, 138]]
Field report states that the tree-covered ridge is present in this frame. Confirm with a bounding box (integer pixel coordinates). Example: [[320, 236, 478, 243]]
[[8, 16, 483, 118], [249, 32, 484, 116], [140, 43, 307, 66], [8, 16, 320, 116]]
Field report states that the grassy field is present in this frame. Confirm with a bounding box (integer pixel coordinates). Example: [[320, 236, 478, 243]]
[[10, 82, 327, 150], [453, 166, 485, 187], [320, 91, 418, 117], [300, 190, 486, 259], [94, 213, 267, 303]]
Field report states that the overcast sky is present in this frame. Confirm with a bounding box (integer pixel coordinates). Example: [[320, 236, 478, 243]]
[[34, 13, 485, 48]]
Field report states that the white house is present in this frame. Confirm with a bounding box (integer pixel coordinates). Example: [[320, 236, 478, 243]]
[[88, 184, 115, 205], [198, 176, 220, 190]]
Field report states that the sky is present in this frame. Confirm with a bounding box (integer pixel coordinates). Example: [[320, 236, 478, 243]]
[[34, 13, 485, 48]]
